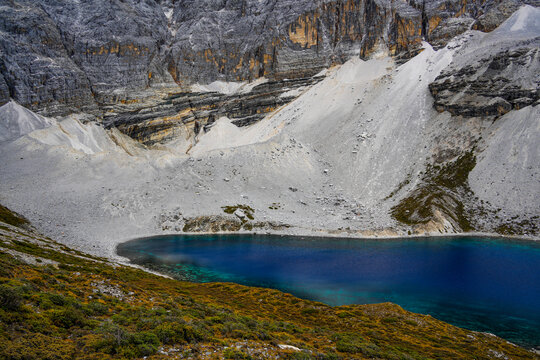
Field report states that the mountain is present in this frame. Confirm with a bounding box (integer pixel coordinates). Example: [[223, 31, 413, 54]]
[[0, 3, 538, 256], [0, 2, 539, 358], [0, 0, 537, 116]]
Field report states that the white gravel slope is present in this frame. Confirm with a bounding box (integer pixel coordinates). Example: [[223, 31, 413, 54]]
[[0, 10, 539, 259]]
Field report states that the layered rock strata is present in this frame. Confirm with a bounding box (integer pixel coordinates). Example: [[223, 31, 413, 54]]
[[1, 0, 538, 119], [429, 34, 539, 117], [103, 76, 324, 145]]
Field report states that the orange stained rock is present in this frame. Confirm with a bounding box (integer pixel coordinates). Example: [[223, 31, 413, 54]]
[[288, 13, 319, 48], [263, 53, 273, 65], [257, 106, 277, 114], [168, 63, 178, 83], [428, 16, 442, 34], [249, 58, 257, 71], [110, 43, 120, 54], [235, 57, 244, 72], [119, 99, 139, 104], [145, 111, 189, 127], [344, 0, 358, 12], [392, 18, 422, 54]]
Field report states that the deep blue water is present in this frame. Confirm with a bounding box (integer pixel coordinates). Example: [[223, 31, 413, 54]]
[[117, 234, 540, 348]]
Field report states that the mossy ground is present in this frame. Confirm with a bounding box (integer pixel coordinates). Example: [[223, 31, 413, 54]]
[[0, 204, 29, 228], [221, 205, 255, 220], [0, 206, 536, 359], [391, 151, 477, 231]]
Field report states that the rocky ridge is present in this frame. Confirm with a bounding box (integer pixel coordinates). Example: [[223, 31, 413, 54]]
[[429, 14, 540, 118], [1, 0, 538, 123]]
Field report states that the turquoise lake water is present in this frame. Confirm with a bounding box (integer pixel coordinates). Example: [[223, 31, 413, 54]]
[[117, 234, 540, 348]]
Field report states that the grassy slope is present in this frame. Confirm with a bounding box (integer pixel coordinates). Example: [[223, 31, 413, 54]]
[[0, 207, 536, 359]]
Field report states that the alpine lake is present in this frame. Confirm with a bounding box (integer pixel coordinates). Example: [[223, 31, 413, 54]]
[[117, 234, 540, 349]]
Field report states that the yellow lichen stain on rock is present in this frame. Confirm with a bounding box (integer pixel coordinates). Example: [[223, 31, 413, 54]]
[[263, 53, 273, 66], [110, 43, 120, 54], [257, 106, 277, 114], [454, 0, 468, 18], [249, 58, 258, 71], [234, 57, 244, 72], [390, 17, 422, 55], [343, 0, 358, 12], [288, 13, 319, 48], [149, 108, 194, 126], [428, 16, 442, 34], [168, 61, 178, 83], [203, 49, 221, 68], [119, 99, 139, 105]]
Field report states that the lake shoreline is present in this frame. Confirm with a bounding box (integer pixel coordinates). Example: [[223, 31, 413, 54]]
[[116, 232, 540, 350], [114, 227, 540, 262]]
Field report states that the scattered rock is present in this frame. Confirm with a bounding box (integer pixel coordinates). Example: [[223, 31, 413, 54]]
[[234, 209, 246, 219], [278, 344, 301, 351]]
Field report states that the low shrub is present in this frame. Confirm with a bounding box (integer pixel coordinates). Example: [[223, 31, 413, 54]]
[[153, 322, 206, 344], [334, 333, 380, 356], [0, 333, 75, 360], [0, 284, 25, 311], [127, 331, 160, 357], [50, 308, 86, 329], [84, 301, 109, 316], [223, 347, 252, 359]]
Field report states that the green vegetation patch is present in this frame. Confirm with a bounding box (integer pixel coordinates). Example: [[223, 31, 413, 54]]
[[495, 216, 540, 236], [391, 151, 476, 232], [0, 204, 29, 228], [222, 204, 255, 220]]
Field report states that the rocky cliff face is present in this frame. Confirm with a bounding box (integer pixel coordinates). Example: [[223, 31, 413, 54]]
[[0, 0, 170, 116], [430, 45, 539, 117], [429, 6, 540, 118], [1, 0, 537, 120], [103, 76, 324, 146]]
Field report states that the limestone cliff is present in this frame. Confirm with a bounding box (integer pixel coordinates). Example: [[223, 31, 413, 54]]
[[1, 0, 538, 118]]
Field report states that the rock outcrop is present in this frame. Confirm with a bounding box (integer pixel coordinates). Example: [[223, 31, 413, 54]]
[[0, 2, 97, 116], [0, 0, 169, 116], [473, 0, 535, 32], [0, 74, 9, 106], [429, 7, 540, 118], [103, 76, 323, 145]]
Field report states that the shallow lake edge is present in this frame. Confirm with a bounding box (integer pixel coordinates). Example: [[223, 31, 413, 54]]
[[114, 229, 540, 280], [116, 229, 539, 258]]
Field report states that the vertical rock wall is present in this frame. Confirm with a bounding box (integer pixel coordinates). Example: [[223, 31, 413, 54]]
[[0, 0, 537, 117]]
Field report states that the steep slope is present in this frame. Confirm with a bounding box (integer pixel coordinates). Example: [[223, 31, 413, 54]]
[[1, 207, 536, 359], [0, 101, 53, 142], [1, 0, 538, 118]]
